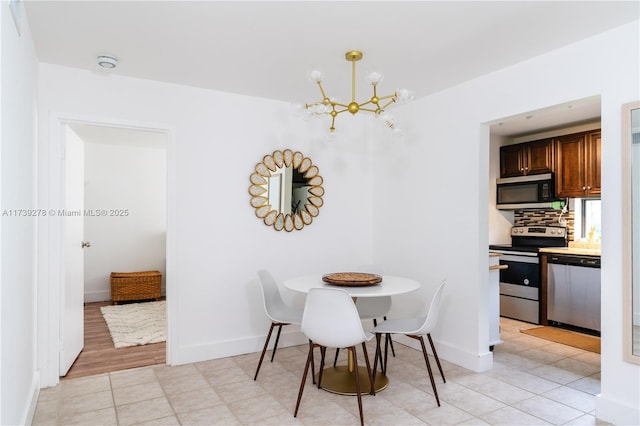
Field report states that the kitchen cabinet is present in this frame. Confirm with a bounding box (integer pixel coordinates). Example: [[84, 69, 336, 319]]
[[500, 138, 554, 177], [555, 130, 601, 197]]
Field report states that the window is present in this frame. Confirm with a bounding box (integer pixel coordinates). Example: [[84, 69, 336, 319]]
[[574, 198, 601, 241]]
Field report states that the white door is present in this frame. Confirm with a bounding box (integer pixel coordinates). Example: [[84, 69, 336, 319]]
[[60, 125, 86, 376]]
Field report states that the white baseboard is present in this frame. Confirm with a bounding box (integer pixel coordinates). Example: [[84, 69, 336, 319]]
[[23, 371, 40, 426], [171, 330, 492, 374], [392, 335, 493, 372], [84, 288, 167, 303], [84, 290, 111, 303], [596, 393, 640, 425], [172, 329, 308, 366]]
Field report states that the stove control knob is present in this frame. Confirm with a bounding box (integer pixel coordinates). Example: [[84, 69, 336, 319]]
[[557, 229, 564, 235], [523, 279, 530, 285], [550, 230, 556, 234]]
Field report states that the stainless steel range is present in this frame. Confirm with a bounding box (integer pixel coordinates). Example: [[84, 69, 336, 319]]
[[489, 226, 567, 324]]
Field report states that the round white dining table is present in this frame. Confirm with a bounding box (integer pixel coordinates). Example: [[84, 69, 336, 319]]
[[283, 274, 421, 298], [283, 274, 421, 395]]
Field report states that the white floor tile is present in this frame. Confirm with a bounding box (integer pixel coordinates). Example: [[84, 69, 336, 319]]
[[34, 318, 602, 425]]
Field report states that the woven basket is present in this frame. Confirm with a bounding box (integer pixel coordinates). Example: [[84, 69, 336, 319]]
[[110, 270, 162, 304]]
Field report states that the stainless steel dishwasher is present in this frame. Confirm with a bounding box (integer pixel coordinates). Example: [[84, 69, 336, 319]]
[[547, 254, 601, 333]]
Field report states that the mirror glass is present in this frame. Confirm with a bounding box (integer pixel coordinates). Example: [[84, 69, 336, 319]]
[[249, 149, 324, 232], [623, 101, 640, 363]]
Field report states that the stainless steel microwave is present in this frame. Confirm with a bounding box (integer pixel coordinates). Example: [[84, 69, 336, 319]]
[[496, 173, 559, 210]]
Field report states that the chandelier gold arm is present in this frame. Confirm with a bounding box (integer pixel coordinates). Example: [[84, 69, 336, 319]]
[[358, 92, 396, 113], [332, 102, 351, 110], [377, 93, 397, 101], [379, 98, 397, 110], [316, 81, 329, 104], [358, 106, 382, 113]]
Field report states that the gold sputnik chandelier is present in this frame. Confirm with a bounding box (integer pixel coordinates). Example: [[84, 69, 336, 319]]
[[305, 50, 412, 133]]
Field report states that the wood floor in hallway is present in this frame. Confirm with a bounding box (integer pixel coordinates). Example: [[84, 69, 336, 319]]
[[62, 301, 166, 380]]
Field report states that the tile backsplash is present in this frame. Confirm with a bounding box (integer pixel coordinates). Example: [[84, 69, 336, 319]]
[[514, 210, 575, 241]]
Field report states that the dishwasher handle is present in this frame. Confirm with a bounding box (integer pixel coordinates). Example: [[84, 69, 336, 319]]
[[548, 255, 600, 268]]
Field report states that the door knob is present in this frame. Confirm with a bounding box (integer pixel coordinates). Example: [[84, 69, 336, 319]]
[[81, 241, 91, 248]]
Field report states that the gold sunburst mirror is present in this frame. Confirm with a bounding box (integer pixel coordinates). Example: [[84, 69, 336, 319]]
[[249, 149, 324, 232]]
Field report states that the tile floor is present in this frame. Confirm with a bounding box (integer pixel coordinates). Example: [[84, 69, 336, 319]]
[[33, 318, 608, 425]]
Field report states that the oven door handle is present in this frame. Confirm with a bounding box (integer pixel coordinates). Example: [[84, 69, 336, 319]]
[[501, 255, 539, 264]]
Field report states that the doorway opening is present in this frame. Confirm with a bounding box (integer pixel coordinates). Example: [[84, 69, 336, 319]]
[[61, 122, 169, 379], [487, 96, 602, 345]]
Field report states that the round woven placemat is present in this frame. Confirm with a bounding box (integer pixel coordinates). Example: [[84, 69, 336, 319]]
[[322, 272, 382, 287]]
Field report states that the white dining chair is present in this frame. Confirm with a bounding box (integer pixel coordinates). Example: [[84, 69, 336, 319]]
[[334, 264, 395, 366], [373, 278, 447, 406], [253, 269, 305, 381], [356, 264, 395, 352], [294, 287, 374, 426]]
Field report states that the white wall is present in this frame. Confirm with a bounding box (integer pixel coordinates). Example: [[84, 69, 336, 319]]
[[83, 135, 167, 302], [0, 1, 40, 424], [37, 63, 374, 382], [373, 21, 640, 425]]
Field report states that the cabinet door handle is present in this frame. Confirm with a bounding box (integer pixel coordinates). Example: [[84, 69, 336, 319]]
[[587, 186, 592, 190], [582, 186, 587, 191]]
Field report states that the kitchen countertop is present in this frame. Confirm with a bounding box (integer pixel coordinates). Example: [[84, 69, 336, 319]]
[[539, 247, 601, 256]]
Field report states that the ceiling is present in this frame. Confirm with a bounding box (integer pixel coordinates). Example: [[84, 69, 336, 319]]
[[23, 1, 639, 136]]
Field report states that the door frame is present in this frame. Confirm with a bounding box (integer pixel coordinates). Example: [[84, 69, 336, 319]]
[[38, 113, 176, 387]]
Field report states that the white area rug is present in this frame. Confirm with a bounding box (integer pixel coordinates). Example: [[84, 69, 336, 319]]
[[100, 300, 166, 348]]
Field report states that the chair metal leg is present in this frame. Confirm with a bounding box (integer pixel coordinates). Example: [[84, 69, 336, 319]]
[[350, 347, 365, 426], [254, 321, 290, 380], [361, 341, 375, 396], [372, 332, 385, 378], [373, 333, 381, 382], [253, 322, 275, 380], [317, 346, 327, 389], [310, 343, 316, 385], [417, 335, 441, 407], [383, 316, 396, 357], [427, 333, 446, 383], [383, 330, 390, 373], [386, 333, 396, 357], [270, 324, 284, 362], [333, 347, 340, 367], [373, 317, 396, 358], [294, 341, 314, 418]]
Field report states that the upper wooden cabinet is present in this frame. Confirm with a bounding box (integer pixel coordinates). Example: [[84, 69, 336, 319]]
[[500, 139, 554, 177], [555, 130, 601, 197]]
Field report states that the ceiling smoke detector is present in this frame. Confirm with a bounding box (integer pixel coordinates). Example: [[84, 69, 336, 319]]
[[97, 55, 118, 69]]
